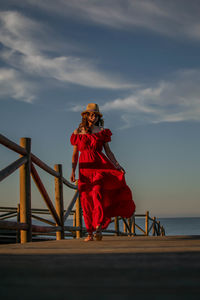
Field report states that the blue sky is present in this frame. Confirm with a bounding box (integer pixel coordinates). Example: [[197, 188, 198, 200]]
[[1, 0, 200, 217]]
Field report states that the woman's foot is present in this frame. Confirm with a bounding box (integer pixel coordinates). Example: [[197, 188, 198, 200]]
[[84, 234, 93, 242], [94, 225, 102, 241]]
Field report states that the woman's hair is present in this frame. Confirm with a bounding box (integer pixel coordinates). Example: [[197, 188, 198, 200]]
[[78, 113, 104, 133]]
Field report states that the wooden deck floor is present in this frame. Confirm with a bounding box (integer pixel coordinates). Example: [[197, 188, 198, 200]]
[[1, 235, 200, 254], [1, 236, 200, 299]]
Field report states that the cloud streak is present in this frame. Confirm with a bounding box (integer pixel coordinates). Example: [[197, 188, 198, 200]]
[[0, 10, 134, 103], [12, 0, 200, 40], [100, 69, 200, 128], [0, 68, 36, 102]]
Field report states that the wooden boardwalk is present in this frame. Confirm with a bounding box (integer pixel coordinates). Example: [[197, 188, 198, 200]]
[[1, 236, 200, 299], [0, 235, 200, 254]]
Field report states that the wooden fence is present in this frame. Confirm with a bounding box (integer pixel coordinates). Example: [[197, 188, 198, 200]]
[[0, 134, 165, 243]]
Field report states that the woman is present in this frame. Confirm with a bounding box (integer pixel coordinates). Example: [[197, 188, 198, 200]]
[[70, 103, 135, 241]]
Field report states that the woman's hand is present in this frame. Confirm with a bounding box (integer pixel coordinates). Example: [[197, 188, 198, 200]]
[[70, 170, 76, 182], [115, 163, 126, 174]]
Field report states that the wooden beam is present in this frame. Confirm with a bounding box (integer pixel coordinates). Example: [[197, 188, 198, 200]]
[[31, 153, 76, 189], [63, 190, 79, 222], [0, 156, 28, 182], [135, 223, 146, 234], [31, 153, 59, 178], [32, 225, 62, 233], [0, 212, 17, 221], [0, 220, 28, 230], [31, 214, 56, 226], [31, 163, 61, 226], [62, 177, 77, 189], [0, 134, 27, 155]]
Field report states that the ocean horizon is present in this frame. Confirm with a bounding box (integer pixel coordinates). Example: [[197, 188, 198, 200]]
[[5, 215, 200, 238], [43, 216, 200, 237]]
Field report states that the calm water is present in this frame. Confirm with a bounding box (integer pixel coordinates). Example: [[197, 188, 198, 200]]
[[105, 217, 200, 236], [157, 217, 200, 236], [31, 216, 200, 237], [63, 217, 200, 236]]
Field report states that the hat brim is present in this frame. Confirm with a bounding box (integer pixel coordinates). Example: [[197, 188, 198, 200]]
[[81, 110, 103, 117]]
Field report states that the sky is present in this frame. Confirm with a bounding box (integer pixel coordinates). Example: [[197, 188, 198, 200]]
[[0, 0, 200, 218]]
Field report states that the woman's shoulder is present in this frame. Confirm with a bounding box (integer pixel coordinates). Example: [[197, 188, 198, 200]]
[[98, 127, 112, 142], [70, 129, 81, 145]]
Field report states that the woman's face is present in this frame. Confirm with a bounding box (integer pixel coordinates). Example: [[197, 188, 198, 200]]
[[87, 112, 98, 124]]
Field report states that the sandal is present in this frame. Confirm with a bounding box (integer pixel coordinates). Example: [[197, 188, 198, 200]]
[[94, 225, 102, 241], [84, 234, 94, 242]]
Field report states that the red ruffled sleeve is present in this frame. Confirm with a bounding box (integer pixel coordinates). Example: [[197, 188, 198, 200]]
[[70, 133, 79, 146], [102, 129, 112, 143]]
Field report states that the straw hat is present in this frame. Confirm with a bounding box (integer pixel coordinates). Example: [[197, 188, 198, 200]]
[[81, 103, 103, 117]]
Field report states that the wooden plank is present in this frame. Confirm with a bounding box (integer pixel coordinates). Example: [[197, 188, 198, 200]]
[[31, 154, 76, 189], [0, 212, 17, 218], [0, 134, 27, 155], [31, 153, 59, 178], [0, 207, 17, 212], [64, 190, 79, 222], [31, 214, 56, 226], [31, 163, 61, 226], [32, 225, 62, 233], [62, 177, 77, 189], [0, 220, 28, 230], [0, 212, 17, 221], [135, 223, 146, 234], [0, 156, 27, 182]]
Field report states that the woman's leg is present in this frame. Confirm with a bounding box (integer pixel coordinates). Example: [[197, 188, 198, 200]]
[[92, 184, 104, 240], [80, 191, 94, 238]]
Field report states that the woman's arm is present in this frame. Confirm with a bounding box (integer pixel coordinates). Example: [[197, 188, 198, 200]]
[[70, 130, 79, 182], [103, 142, 125, 173]]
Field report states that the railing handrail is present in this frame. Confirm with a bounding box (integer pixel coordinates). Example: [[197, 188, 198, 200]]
[[0, 133, 76, 189], [0, 133, 165, 243]]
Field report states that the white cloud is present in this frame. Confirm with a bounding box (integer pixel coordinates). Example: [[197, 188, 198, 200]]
[[99, 69, 200, 128], [0, 68, 36, 102], [12, 0, 200, 40], [0, 10, 134, 103]]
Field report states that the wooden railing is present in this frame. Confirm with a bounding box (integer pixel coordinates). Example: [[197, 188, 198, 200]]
[[0, 133, 165, 243]]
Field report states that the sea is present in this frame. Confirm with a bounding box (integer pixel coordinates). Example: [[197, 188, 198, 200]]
[[154, 217, 200, 236], [31, 216, 200, 237], [99, 217, 200, 236]]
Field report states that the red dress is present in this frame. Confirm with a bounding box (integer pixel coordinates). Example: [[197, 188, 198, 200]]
[[70, 129, 135, 233]]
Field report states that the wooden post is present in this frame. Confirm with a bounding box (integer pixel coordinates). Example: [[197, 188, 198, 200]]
[[115, 216, 119, 236], [20, 138, 32, 243], [16, 204, 20, 243], [161, 226, 165, 236], [124, 220, 127, 234], [128, 218, 131, 236], [73, 211, 76, 239], [145, 211, 149, 236], [75, 181, 82, 238], [152, 217, 156, 236], [131, 214, 135, 236], [54, 164, 64, 240], [157, 221, 161, 236]]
